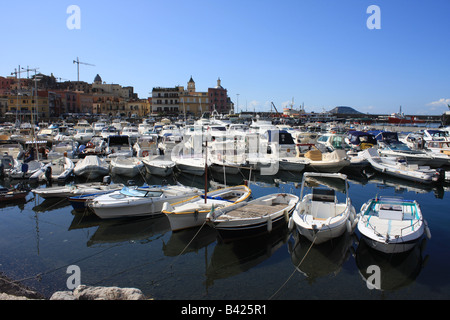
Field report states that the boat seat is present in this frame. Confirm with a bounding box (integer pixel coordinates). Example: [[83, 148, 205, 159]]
[[311, 201, 336, 220], [378, 204, 403, 221]]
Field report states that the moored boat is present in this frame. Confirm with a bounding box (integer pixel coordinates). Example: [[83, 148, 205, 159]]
[[357, 196, 431, 253], [110, 157, 144, 178], [289, 172, 357, 245], [89, 184, 202, 219], [73, 155, 110, 179], [206, 193, 298, 240], [163, 185, 252, 231]]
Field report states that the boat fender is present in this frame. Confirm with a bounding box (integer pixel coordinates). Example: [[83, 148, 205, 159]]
[[351, 217, 358, 231], [267, 217, 272, 233], [425, 220, 431, 239], [284, 209, 289, 222], [346, 220, 352, 233], [288, 216, 294, 231]]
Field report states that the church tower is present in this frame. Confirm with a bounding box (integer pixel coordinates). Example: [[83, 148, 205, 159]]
[[187, 76, 195, 93]]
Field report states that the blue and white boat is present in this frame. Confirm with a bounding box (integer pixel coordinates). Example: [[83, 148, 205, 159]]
[[357, 196, 431, 253]]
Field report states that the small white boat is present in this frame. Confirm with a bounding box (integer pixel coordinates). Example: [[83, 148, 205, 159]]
[[73, 155, 110, 179], [31, 157, 74, 182], [173, 155, 209, 176], [110, 157, 144, 178], [8, 160, 45, 179], [89, 184, 202, 219], [31, 180, 124, 199], [362, 148, 442, 184], [206, 193, 298, 240], [303, 148, 350, 173], [289, 172, 357, 245], [142, 155, 176, 177], [163, 185, 252, 231], [357, 196, 431, 253]]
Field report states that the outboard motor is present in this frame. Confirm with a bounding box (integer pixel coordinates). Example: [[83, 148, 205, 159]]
[[102, 175, 111, 185], [45, 166, 53, 184]]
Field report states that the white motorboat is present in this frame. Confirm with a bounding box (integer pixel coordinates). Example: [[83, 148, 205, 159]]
[[89, 184, 202, 219], [73, 127, 95, 143], [105, 135, 133, 158], [289, 172, 357, 245], [121, 126, 140, 143], [362, 148, 442, 184], [357, 196, 431, 253], [73, 155, 110, 179], [8, 160, 45, 179], [47, 140, 78, 160], [142, 155, 176, 177], [133, 134, 159, 157], [173, 155, 210, 176], [30, 157, 74, 182], [206, 193, 298, 240], [31, 181, 124, 199], [163, 185, 252, 231], [278, 156, 309, 172], [110, 157, 144, 178], [302, 147, 350, 173]]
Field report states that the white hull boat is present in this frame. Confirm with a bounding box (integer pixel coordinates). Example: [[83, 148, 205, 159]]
[[110, 157, 144, 178], [31, 157, 74, 182], [31, 181, 125, 199], [362, 148, 442, 184], [289, 172, 357, 245], [8, 160, 45, 179], [163, 185, 252, 231], [73, 155, 110, 179], [304, 149, 350, 173], [89, 184, 202, 219], [206, 193, 298, 240], [357, 196, 431, 253], [279, 157, 309, 172], [173, 156, 209, 176], [142, 155, 176, 177]]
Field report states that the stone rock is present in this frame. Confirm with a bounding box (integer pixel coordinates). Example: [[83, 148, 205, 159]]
[[49, 291, 76, 300], [74, 285, 146, 300]]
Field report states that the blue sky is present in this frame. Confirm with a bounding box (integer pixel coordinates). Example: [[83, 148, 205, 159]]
[[1, 0, 449, 115]]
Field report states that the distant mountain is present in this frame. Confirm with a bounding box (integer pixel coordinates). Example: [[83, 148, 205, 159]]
[[329, 106, 363, 114]]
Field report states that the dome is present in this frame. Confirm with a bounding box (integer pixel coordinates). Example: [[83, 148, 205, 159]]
[[94, 74, 102, 84]]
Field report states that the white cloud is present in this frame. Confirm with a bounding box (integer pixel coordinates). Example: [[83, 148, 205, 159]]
[[427, 98, 450, 107]]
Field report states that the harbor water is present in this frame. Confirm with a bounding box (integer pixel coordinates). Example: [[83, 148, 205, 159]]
[[0, 168, 449, 300]]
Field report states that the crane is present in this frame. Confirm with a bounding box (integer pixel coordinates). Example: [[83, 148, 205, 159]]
[[270, 102, 282, 118], [73, 57, 95, 82]]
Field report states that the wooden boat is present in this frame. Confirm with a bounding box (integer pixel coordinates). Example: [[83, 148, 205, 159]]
[[110, 157, 144, 178], [73, 155, 110, 179], [89, 184, 202, 219], [362, 148, 442, 184], [0, 187, 28, 202], [163, 185, 252, 232], [206, 193, 298, 240], [289, 172, 357, 245], [357, 196, 431, 253]]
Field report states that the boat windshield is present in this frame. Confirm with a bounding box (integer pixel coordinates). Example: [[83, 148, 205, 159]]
[[120, 187, 163, 198]]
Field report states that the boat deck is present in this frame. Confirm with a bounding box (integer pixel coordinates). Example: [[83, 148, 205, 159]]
[[221, 203, 287, 219]]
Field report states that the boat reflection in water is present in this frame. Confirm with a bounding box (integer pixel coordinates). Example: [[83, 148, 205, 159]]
[[288, 229, 354, 282], [69, 213, 171, 247], [355, 235, 429, 291], [205, 224, 289, 287]]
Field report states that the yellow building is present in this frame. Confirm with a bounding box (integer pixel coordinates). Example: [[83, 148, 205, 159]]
[[126, 99, 151, 117], [178, 77, 209, 117], [7, 93, 49, 119]]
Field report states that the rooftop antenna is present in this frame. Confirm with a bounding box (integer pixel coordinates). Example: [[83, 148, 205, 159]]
[[73, 57, 95, 82]]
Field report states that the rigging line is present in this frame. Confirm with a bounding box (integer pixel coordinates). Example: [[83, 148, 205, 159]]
[[11, 244, 120, 284], [169, 220, 208, 269], [268, 227, 323, 300]]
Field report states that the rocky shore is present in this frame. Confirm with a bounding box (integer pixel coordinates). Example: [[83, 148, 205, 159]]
[[0, 273, 149, 300]]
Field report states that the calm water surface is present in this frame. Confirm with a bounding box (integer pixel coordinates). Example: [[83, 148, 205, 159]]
[[0, 168, 449, 300]]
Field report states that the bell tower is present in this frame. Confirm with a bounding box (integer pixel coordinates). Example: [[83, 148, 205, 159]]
[[188, 76, 195, 93]]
